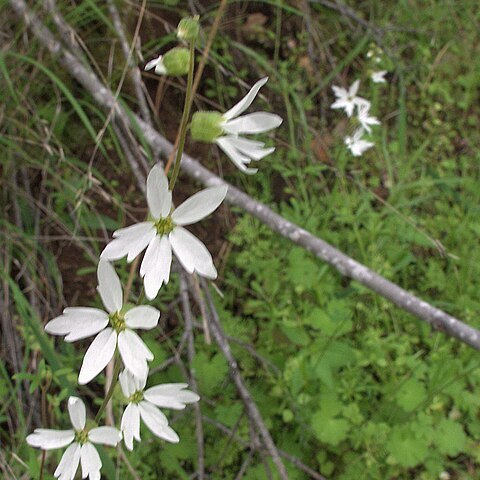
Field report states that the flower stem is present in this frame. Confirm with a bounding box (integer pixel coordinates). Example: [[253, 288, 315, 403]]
[[94, 353, 122, 424], [168, 40, 196, 191]]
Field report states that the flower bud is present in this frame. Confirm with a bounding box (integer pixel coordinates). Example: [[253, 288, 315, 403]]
[[163, 47, 190, 76], [177, 16, 200, 42], [190, 111, 224, 143]]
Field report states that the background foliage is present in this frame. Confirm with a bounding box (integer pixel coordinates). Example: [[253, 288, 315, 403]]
[[1, 0, 480, 478]]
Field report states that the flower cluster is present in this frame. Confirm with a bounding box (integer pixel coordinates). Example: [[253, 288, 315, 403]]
[[27, 14, 283, 480], [331, 79, 382, 157]]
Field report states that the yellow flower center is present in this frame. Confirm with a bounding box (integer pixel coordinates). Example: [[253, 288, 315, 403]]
[[75, 429, 89, 445], [109, 311, 126, 332], [154, 216, 174, 235], [128, 390, 144, 404]]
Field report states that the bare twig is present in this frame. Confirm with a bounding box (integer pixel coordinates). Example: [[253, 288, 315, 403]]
[[106, 0, 152, 125], [179, 273, 205, 479], [203, 416, 327, 480], [197, 278, 288, 480]]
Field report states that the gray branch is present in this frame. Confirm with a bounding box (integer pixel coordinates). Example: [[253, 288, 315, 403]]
[[198, 278, 289, 479], [9, 0, 480, 352]]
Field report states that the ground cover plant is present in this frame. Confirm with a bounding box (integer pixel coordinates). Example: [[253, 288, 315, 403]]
[[1, 0, 480, 479]]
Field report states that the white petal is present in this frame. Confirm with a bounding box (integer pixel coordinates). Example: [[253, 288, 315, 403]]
[[68, 397, 86, 430], [140, 235, 172, 300], [119, 369, 147, 397], [349, 79, 360, 96], [330, 98, 349, 110], [88, 427, 122, 446], [119, 369, 136, 398], [171, 185, 228, 226], [80, 443, 102, 479], [144, 383, 200, 410], [96, 260, 123, 313], [144, 56, 161, 71], [216, 137, 258, 174], [26, 429, 74, 450], [118, 330, 152, 379], [332, 86, 347, 99], [78, 329, 117, 385], [223, 136, 274, 160], [354, 97, 370, 110], [169, 227, 217, 278], [139, 401, 179, 443], [223, 112, 282, 135], [124, 305, 160, 330], [54, 442, 81, 480], [45, 308, 109, 343], [223, 77, 268, 120], [371, 70, 387, 83], [134, 372, 147, 391], [146, 164, 172, 219], [100, 222, 156, 262], [121, 403, 141, 451]]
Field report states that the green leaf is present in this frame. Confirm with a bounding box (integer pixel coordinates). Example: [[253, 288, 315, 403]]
[[312, 411, 350, 446], [395, 378, 427, 412], [386, 425, 429, 467], [434, 418, 467, 456], [192, 352, 228, 396]]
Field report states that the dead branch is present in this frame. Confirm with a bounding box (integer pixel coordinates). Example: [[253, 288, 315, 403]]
[[197, 278, 289, 479], [180, 273, 205, 479], [203, 416, 327, 480]]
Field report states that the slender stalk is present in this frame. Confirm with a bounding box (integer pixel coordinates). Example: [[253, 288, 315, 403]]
[[39, 450, 46, 480], [95, 353, 122, 424], [169, 40, 196, 191]]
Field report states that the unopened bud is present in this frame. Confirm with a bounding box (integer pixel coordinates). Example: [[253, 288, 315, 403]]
[[177, 16, 200, 42], [190, 111, 224, 143], [163, 47, 190, 76]]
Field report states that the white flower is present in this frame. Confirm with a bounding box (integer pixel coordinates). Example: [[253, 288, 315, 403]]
[[371, 70, 387, 83], [345, 128, 374, 157], [331, 80, 369, 117], [101, 164, 227, 300], [191, 78, 282, 174], [357, 103, 380, 133], [144, 55, 166, 75], [119, 370, 199, 450], [216, 77, 282, 174], [45, 260, 159, 384], [26, 397, 121, 480]]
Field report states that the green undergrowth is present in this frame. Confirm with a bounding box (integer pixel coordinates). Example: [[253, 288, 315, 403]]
[[1, 0, 480, 479]]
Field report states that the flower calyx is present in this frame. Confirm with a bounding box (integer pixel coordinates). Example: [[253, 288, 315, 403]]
[[177, 16, 200, 42], [163, 47, 190, 76], [190, 111, 224, 143]]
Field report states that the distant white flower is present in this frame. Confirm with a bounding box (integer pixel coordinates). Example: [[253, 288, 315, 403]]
[[331, 80, 369, 117], [26, 397, 121, 480], [101, 165, 227, 300], [357, 104, 381, 133], [345, 128, 374, 156], [144, 55, 166, 75], [371, 70, 387, 83], [191, 77, 282, 174], [45, 260, 159, 384], [119, 370, 199, 450]]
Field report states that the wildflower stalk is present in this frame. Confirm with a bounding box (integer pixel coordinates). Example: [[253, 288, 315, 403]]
[[169, 40, 196, 191], [94, 353, 122, 424]]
